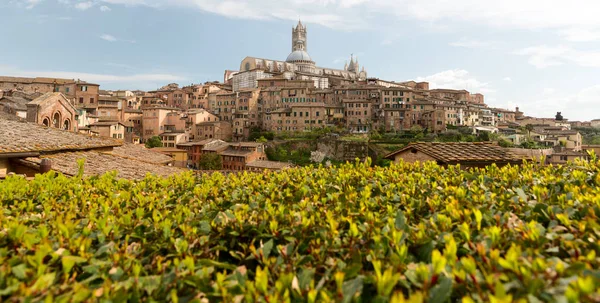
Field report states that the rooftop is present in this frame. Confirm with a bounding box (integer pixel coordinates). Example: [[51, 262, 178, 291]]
[[385, 142, 520, 164], [21, 151, 182, 180], [177, 138, 216, 147], [106, 144, 174, 164], [0, 117, 120, 156], [202, 140, 230, 151], [151, 147, 187, 153], [219, 149, 253, 157], [246, 160, 292, 169]]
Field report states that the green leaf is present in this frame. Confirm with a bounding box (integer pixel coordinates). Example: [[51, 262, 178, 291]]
[[262, 239, 274, 259], [414, 241, 434, 263], [31, 272, 56, 292], [11, 264, 27, 280], [515, 188, 527, 201], [62, 256, 87, 274], [342, 276, 364, 303], [395, 210, 407, 231], [428, 275, 452, 303], [139, 275, 161, 295]]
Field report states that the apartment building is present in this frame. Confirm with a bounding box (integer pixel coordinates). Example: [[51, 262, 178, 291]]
[[141, 107, 182, 140]]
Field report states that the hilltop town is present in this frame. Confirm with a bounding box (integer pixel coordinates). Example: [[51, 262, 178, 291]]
[[1, 21, 599, 178]]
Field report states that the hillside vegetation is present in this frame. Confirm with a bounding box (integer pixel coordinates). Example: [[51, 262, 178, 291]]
[[1, 158, 599, 302]]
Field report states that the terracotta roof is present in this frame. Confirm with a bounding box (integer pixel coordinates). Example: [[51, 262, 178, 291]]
[[0, 96, 30, 105], [90, 121, 126, 127], [21, 151, 183, 180], [150, 147, 187, 153], [385, 142, 520, 163], [202, 140, 230, 151], [0, 118, 121, 156], [219, 149, 253, 157], [232, 142, 263, 147], [177, 139, 216, 146], [1, 102, 27, 111], [106, 144, 174, 164], [553, 150, 587, 156], [246, 160, 292, 169]]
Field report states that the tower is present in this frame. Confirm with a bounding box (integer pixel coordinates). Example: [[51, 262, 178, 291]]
[[292, 20, 307, 52]]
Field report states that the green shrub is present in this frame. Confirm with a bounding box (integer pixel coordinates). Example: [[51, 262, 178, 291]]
[[1, 157, 599, 302], [144, 136, 162, 148]]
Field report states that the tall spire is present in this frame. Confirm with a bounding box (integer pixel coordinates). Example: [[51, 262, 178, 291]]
[[348, 54, 356, 72]]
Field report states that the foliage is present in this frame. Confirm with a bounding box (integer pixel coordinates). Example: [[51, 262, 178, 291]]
[[498, 139, 514, 148], [198, 153, 223, 170], [266, 145, 312, 166], [144, 136, 163, 148], [248, 127, 274, 142], [1, 157, 600, 302], [574, 127, 600, 145], [256, 136, 268, 143]]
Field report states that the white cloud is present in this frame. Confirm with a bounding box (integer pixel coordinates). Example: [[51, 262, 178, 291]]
[[97, 0, 600, 35], [558, 28, 600, 42], [449, 38, 498, 49], [16, 0, 43, 9], [100, 5, 111, 11], [100, 34, 117, 42], [514, 45, 600, 68], [543, 88, 556, 95], [517, 85, 600, 121], [503, 77, 512, 81], [75, 1, 94, 10], [415, 69, 494, 94], [7, 69, 186, 85]]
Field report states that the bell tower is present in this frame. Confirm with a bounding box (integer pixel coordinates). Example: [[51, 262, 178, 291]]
[[292, 20, 307, 52]]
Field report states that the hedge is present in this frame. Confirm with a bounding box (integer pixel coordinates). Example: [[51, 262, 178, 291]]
[[0, 156, 599, 302]]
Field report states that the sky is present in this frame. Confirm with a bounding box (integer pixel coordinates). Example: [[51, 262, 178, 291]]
[[1, 0, 600, 121]]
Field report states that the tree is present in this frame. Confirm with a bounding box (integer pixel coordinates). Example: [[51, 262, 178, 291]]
[[525, 124, 534, 139], [145, 136, 163, 148], [256, 136, 268, 143], [198, 153, 223, 170]]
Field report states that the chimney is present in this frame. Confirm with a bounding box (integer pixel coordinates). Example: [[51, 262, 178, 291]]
[[40, 159, 52, 173]]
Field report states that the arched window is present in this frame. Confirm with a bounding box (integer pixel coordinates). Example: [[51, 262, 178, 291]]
[[63, 119, 70, 130], [42, 118, 50, 127], [52, 112, 61, 128], [245, 62, 250, 71]]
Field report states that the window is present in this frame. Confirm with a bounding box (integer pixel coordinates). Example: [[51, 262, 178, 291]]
[[316, 112, 320, 116], [52, 113, 61, 128], [54, 87, 60, 92], [81, 86, 88, 92], [90, 98, 94, 104], [79, 98, 83, 103]]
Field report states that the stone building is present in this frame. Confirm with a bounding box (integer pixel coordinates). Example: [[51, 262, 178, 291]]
[[141, 107, 183, 140], [0, 77, 99, 108], [26, 92, 78, 131], [233, 21, 367, 92]]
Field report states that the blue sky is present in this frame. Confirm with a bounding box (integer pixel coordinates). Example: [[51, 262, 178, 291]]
[[2, 0, 600, 121]]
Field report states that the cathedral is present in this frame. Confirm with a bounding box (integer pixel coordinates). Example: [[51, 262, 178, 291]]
[[233, 21, 367, 91]]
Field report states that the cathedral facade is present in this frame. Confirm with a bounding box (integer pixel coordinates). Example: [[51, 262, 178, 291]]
[[233, 21, 367, 91]]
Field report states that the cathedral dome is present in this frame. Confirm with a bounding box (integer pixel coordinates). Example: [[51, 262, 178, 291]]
[[286, 50, 313, 63]]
